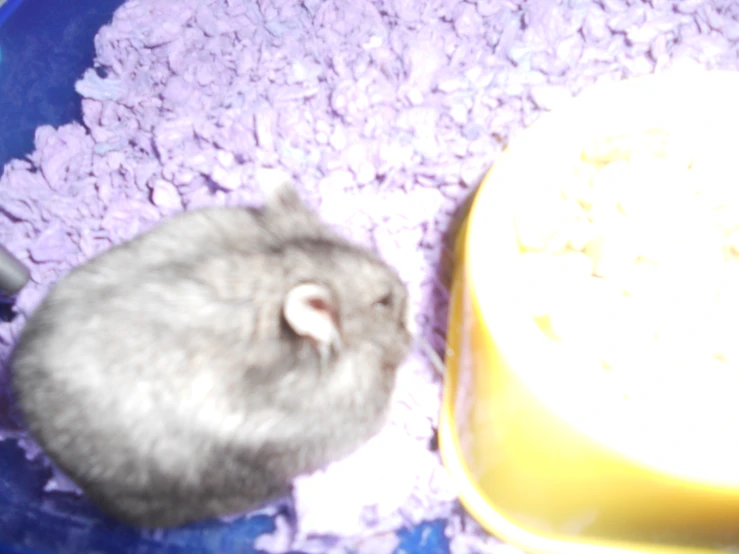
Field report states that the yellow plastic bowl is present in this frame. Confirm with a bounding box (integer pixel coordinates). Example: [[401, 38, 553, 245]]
[[439, 69, 739, 554]]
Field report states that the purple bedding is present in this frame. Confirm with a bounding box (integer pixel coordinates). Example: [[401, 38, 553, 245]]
[[1, 0, 738, 552]]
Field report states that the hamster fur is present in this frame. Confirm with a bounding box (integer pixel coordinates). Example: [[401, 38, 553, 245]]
[[10, 181, 413, 528]]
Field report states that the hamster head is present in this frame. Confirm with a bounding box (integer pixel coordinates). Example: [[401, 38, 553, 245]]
[[278, 236, 412, 378], [257, 181, 412, 375]]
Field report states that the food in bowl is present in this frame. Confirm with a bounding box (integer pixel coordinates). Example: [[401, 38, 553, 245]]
[[516, 127, 739, 382], [509, 122, 739, 485]]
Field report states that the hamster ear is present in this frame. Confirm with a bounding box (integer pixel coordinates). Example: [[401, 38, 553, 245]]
[[283, 283, 342, 352], [254, 168, 304, 212], [266, 181, 304, 212]]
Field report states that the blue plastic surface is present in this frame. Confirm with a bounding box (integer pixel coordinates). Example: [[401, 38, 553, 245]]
[[0, 2, 452, 552], [0, 0, 25, 28]]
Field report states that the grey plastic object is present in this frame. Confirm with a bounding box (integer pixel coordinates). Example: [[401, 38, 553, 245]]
[[0, 245, 30, 295]]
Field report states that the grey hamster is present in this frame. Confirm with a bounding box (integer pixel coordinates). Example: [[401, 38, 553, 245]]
[[10, 181, 413, 528]]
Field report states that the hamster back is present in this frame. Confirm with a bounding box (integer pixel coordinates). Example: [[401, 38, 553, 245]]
[[10, 182, 413, 528]]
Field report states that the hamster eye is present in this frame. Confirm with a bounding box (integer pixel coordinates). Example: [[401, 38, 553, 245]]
[[372, 293, 394, 311]]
